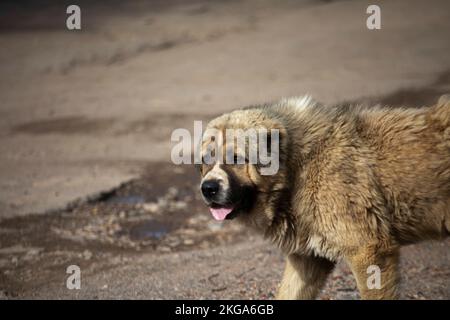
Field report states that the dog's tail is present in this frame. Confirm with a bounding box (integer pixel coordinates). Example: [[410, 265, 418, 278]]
[[435, 94, 450, 119], [432, 95, 450, 236], [429, 94, 450, 128]]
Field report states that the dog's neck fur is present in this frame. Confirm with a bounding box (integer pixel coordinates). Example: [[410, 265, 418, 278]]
[[262, 103, 345, 255]]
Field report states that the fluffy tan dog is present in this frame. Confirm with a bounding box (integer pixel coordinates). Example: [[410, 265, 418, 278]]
[[198, 95, 450, 299]]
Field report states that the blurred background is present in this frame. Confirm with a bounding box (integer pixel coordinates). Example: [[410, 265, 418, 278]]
[[0, 0, 449, 299]]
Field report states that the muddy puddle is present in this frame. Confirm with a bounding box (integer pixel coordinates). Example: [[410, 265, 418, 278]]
[[0, 163, 250, 254]]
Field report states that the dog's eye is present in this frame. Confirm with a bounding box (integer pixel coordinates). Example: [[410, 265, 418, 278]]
[[202, 153, 214, 165]]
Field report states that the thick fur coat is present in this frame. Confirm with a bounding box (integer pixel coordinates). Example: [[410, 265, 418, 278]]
[[199, 95, 450, 299]]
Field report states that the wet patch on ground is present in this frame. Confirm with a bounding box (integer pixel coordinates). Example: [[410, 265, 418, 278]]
[[354, 69, 450, 108], [10, 112, 215, 140], [10, 116, 115, 135]]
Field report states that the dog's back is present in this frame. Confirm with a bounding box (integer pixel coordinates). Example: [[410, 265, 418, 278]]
[[358, 99, 450, 242]]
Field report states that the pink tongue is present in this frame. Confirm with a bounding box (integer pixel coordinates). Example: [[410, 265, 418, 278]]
[[209, 207, 233, 221]]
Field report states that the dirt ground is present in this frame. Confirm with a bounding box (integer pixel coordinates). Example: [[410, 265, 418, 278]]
[[0, 0, 449, 299]]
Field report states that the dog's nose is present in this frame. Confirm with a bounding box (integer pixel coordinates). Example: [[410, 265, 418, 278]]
[[201, 180, 220, 199]]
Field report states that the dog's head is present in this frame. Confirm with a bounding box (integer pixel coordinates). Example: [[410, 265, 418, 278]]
[[198, 108, 288, 227]]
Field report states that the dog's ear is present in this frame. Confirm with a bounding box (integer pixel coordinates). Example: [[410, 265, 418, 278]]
[[268, 121, 288, 156], [254, 121, 287, 175]]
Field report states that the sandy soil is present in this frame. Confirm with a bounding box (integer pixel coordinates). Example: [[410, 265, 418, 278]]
[[0, 0, 449, 299]]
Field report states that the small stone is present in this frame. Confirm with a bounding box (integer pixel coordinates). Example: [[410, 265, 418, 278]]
[[157, 198, 168, 208], [83, 250, 93, 260], [167, 187, 178, 199], [168, 240, 181, 247], [142, 202, 159, 213], [157, 245, 171, 253], [171, 201, 187, 210], [187, 215, 208, 225]]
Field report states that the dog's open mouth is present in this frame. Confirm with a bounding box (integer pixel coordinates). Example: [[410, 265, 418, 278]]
[[206, 186, 257, 221], [209, 206, 234, 221]]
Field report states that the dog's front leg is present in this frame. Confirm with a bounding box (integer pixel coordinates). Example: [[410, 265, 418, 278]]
[[276, 254, 334, 300], [345, 245, 400, 299]]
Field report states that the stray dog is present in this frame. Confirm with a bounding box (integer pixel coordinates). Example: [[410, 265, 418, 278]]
[[198, 95, 450, 299]]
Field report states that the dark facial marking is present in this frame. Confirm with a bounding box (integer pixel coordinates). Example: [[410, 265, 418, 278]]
[[220, 165, 257, 218]]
